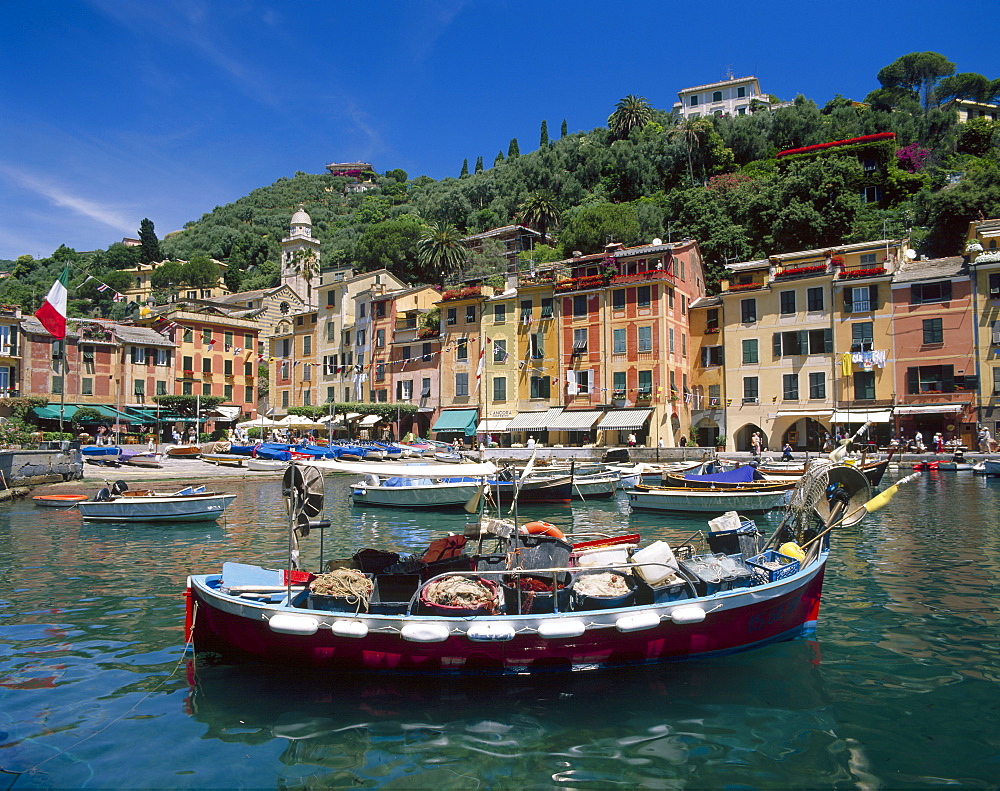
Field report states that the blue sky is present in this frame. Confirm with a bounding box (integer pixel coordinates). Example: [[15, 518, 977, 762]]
[[1, 0, 997, 261]]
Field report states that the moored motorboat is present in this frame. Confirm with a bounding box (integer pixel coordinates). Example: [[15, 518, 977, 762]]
[[166, 444, 202, 458], [186, 460, 881, 675], [77, 482, 235, 523], [626, 482, 792, 513], [201, 453, 246, 467], [247, 458, 288, 472], [662, 465, 795, 490], [121, 451, 163, 468]]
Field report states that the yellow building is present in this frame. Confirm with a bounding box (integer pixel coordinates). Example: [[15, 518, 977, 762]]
[[122, 259, 230, 304], [271, 310, 318, 412], [966, 218, 1000, 433], [688, 295, 726, 447]]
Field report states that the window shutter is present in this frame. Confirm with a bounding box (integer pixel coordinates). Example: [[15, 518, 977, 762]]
[[823, 328, 833, 353], [910, 284, 921, 304], [843, 289, 853, 312], [868, 284, 878, 309], [130, 347, 137, 363], [701, 347, 709, 367], [798, 330, 808, 354], [943, 365, 955, 393], [906, 367, 918, 394], [9, 325, 17, 354], [992, 320, 1000, 344], [942, 281, 952, 301], [772, 333, 782, 358]]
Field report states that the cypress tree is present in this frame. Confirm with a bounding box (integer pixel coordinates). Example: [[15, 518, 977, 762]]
[[475, 156, 484, 174], [460, 158, 469, 177], [494, 151, 505, 167], [138, 217, 162, 264], [508, 138, 520, 158], [561, 119, 568, 137], [540, 120, 549, 148]]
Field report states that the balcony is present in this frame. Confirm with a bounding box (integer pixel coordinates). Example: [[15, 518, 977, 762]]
[[440, 286, 482, 302], [611, 269, 675, 286], [726, 282, 766, 293], [838, 267, 888, 280], [555, 274, 610, 293], [772, 264, 828, 281]]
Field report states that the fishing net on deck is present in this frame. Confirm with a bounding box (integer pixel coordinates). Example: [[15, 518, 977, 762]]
[[423, 576, 499, 614], [785, 460, 832, 541], [573, 571, 632, 598], [309, 569, 374, 611]]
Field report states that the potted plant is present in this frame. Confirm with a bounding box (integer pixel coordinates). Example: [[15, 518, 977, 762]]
[[715, 434, 727, 451]]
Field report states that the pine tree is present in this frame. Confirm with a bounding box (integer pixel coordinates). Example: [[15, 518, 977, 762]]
[[508, 138, 520, 158], [474, 156, 484, 174], [540, 120, 549, 148], [138, 218, 162, 264], [494, 151, 505, 167], [460, 158, 469, 177], [561, 119, 568, 137]]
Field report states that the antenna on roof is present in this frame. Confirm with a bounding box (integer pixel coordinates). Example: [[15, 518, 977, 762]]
[[724, 65, 735, 80]]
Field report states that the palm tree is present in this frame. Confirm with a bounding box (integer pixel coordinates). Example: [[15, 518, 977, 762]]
[[418, 220, 468, 286], [670, 117, 707, 186], [608, 94, 653, 140], [517, 191, 560, 249]]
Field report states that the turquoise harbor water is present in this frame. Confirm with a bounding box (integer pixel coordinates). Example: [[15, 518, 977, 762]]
[[1, 471, 999, 788]]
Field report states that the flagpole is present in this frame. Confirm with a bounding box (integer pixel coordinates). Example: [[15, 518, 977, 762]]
[[59, 341, 67, 433]]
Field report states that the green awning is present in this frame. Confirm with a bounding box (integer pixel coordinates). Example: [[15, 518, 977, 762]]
[[431, 408, 479, 436], [32, 405, 78, 421]]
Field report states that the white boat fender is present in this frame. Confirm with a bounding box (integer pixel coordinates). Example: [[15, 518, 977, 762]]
[[615, 611, 661, 633], [331, 620, 369, 639], [670, 606, 707, 625], [401, 622, 451, 643], [536, 619, 587, 639], [269, 613, 319, 636], [466, 622, 516, 642]]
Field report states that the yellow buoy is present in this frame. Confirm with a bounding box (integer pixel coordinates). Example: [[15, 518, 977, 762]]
[[778, 541, 806, 561]]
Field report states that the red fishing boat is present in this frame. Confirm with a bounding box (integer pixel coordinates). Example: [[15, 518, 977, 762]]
[[185, 462, 884, 675]]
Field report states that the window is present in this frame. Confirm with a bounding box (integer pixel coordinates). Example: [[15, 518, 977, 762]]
[[530, 376, 550, 399], [701, 345, 723, 367], [530, 333, 544, 359], [573, 295, 587, 317], [859, 253, 877, 267], [540, 298, 553, 319], [281, 390, 289, 407], [639, 326, 652, 353], [923, 318, 944, 344], [613, 328, 626, 354], [182, 355, 193, 371], [374, 329, 385, 348], [202, 358, 212, 374], [613, 370, 626, 396], [573, 328, 588, 353], [455, 372, 469, 397], [493, 377, 507, 402], [742, 339, 758, 364], [853, 371, 876, 400], [689, 95, 699, 107], [466, 305, 476, 323], [302, 364, 311, 381], [809, 372, 826, 399], [81, 377, 93, 395], [668, 288, 674, 309], [157, 380, 168, 396], [779, 290, 796, 315], [906, 365, 955, 394], [421, 378, 431, 398], [397, 380, 412, 401], [638, 370, 652, 395], [203, 383, 212, 397], [156, 348, 169, 366], [224, 331, 234, 347], [667, 328, 674, 353], [807, 287, 824, 312], [740, 298, 757, 323], [911, 281, 952, 304], [374, 301, 386, 318], [182, 381, 192, 396], [851, 322, 874, 352], [520, 300, 533, 322], [782, 373, 799, 401], [863, 158, 877, 173], [844, 284, 877, 313], [131, 346, 147, 364], [456, 338, 468, 360], [281, 338, 292, 357], [612, 289, 626, 310], [706, 308, 719, 332], [989, 273, 1000, 296], [280, 361, 289, 379], [861, 185, 880, 204], [400, 346, 410, 365], [737, 86, 746, 98], [358, 302, 366, 318], [713, 90, 723, 102], [809, 329, 833, 354], [422, 342, 432, 358], [225, 384, 234, 401], [494, 304, 506, 323], [183, 328, 193, 343], [709, 384, 721, 405], [576, 370, 591, 394], [493, 339, 507, 362], [202, 329, 212, 345], [637, 286, 651, 308], [742, 377, 758, 403], [681, 333, 687, 356], [224, 359, 233, 376], [344, 330, 351, 346], [446, 308, 457, 325]]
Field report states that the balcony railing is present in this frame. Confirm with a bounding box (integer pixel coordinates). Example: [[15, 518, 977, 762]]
[[611, 269, 675, 286]]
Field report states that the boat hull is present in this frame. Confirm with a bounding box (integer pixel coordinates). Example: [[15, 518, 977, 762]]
[[247, 459, 287, 472], [350, 482, 480, 508], [33, 494, 89, 507], [166, 445, 202, 457], [77, 494, 236, 522], [188, 559, 825, 674], [489, 477, 573, 503], [626, 487, 789, 513]]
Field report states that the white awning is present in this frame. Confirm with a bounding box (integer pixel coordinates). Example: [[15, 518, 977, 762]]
[[595, 409, 653, 431], [831, 409, 892, 423], [476, 418, 512, 433], [506, 408, 560, 431], [547, 410, 602, 431], [211, 405, 243, 421], [773, 409, 834, 418], [358, 414, 382, 426], [345, 412, 362, 420], [893, 404, 964, 414]]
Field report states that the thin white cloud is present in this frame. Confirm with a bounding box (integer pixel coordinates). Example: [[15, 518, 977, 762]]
[[0, 164, 135, 235]]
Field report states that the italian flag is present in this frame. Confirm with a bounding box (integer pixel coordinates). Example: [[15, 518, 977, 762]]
[[35, 266, 70, 339]]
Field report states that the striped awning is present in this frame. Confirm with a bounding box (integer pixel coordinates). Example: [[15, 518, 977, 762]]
[[547, 410, 602, 431], [476, 418, 513, 433], [595, 408, 653, 431], [506, 408, 561, 431]]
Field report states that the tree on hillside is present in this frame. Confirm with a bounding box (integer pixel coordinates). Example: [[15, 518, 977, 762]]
[[354, 214, 426, 279], [935, 72, 1000, 105], [494, 151, 505, 167], [875, 51, 956, 111], [138, 218, 163, 264], [561, 119, 568, 138], [182, 254, 219, 288], [540, 120, 549, 148], [474, 156, 484, 174], [518, 191, 560, 245], [418, 220, 468, 285], [460, 159, 469, 177], [508, 138, 520, 158], [558, 202, 644, 255], [149, 260, 186, 291], [608, 94, 653, 140]]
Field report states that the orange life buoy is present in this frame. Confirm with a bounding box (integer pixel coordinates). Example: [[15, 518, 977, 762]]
[[520, 521, 566, 540]]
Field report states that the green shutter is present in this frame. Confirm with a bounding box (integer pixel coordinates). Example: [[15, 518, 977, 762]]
[[844, 289, 853, 312], [868, 284, 878, 309], [772, 333, 782, 358], [824, 328, 833, 353], [906, 367, 918, 394]]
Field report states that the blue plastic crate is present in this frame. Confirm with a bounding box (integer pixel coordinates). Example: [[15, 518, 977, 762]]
[[746, 550, 801, 583], [678, 553, 753, 596]]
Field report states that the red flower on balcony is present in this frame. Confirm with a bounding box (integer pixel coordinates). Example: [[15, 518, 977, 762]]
[[839, 267, 887, 279], [556, 274, 609, 292], [440, 286, 482, 301], [727, 282, 764, 292], [774, 264, 827, 279]]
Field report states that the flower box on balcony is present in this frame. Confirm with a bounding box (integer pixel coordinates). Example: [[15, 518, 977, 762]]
[[839, 267, 887, 279], [440, 286, 482, 301], [555, 274, 609, 293], [774, 264, 827, 279], [417, 328, 440, 339], [726, 282, 765, 292], [182, 370, 194, 377]]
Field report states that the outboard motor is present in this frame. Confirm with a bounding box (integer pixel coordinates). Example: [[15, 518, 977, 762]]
[[94, 487, 112, 502], [111, 480, 128, 495]]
